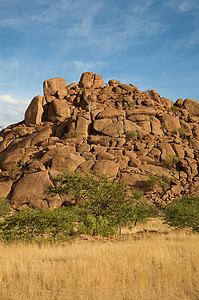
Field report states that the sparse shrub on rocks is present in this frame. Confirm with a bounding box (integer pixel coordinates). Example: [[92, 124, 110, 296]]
[[162, 155, 179, 170], [148, 175, 171, 191], [177, 127, 189, 139], [161, 124, 167, 135], [170, 105, 178, 112], [126, 130, 139, 141], [7, 163, 20, 179], [130, 101, 136, 107]]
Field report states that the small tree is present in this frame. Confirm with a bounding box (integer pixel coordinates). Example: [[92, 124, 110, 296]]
[[163, 196, 199, 232], [0, 207, 78, 243], [47, 171, 154, 236]]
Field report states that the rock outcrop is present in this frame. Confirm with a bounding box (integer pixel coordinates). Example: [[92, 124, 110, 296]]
[[1, 72, 199, 209]]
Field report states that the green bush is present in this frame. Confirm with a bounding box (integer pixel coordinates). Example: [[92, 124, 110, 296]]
[[0, 207, 78, 243], [148, 175, 171, 191], [163, 196, 199, 232], [126, 130, 139, 141], [0, 198, 12, 218], [47, 171, 154, 236], [163, 155, 179, 170], [177, 127, 190, 139]]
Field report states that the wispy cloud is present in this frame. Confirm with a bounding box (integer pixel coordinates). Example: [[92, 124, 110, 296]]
[[166, 0, 199, 13], [0, 95, 29, 128], [0, 94, 29, 105]]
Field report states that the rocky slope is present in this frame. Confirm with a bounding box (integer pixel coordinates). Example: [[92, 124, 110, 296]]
[[1, 72, 199, 209]]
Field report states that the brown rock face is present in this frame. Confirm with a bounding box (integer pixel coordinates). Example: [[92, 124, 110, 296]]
[[1, 71, 199, 209], [79, 72, 104, 89], [158, 114, 181, 132], [25, 96, 44, 125], [43, 77, 66, 96], [51, 152, 86, 173], [11, 171, 62, 209], [0, 181, 13, 198], [97, 108, 125, 119], [92, 160, 119, 178], [108, 79, 120, 86], [183, 98, 199, 115], [47, 99, 70, 122]]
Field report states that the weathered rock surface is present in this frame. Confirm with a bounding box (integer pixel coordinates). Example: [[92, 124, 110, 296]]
[[79, 72, 104, 89], [183, 98, 199, 115], [11, 171, 62, 209], [25, 96, 44, 125], [1, 72, 199, 209], [43, 77, 66, 97]]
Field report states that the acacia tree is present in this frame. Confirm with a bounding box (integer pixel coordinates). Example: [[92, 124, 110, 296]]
[[163, 196, 199, 232], [0, 207, 78, 243], [47, 171, 154, 236]]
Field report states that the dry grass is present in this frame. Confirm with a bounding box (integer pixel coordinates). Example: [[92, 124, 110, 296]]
[[0, 219, 199, 300]]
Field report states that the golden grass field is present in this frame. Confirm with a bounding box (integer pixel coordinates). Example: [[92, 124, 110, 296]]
[[0, 219, 199, 300]]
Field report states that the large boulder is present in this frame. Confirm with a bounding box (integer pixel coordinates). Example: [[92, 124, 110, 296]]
[[127, 107, 157, 117], [79, 72, 104, 89], [150, 117, 163, 136], [92, 160, 119, 178], [158, 141, 176, 161], [93, 119, 113, 132], [31, 126, 52, 146], [120, 173, 148, 189], [43, 77, 66, 97], [96, 108, 125, 119], [11, 171, 62, 209], [0, 181, 13, 198], [51, 152, 85, 173], [158, 114, 181, 132], [102, 121, 124, 137], [183, 98, 199, 115], [47, 99, 70, 122], [24, 96, 44, 125]]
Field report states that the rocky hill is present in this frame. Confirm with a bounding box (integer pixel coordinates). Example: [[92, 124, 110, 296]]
[[1, 72, 199, 210]]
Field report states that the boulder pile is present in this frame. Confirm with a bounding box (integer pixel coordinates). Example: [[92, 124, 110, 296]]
[[1, 72, 199, 209]]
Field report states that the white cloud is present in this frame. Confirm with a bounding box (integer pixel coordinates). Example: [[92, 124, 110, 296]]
[[0, 95, 30, 128], [0, 94, 29, 105]]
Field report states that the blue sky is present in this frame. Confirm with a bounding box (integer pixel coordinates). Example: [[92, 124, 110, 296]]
[[0, 0, 199, 127]]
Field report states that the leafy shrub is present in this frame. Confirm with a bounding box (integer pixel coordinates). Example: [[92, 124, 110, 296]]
[[126, 130, 139, 141], [47, 171, 154, 236], [177, 127, 189, 139], [148, 175, 171, 192], [161, 124, 167, 135], [163, 196, 199, 232], [0, 198, 12, 218], [7, 163, 20, 179], [0, 207, 78, 243], [130, 101, 136, 107], [170, 106, 177, 112], [163, 155, 179, 170]]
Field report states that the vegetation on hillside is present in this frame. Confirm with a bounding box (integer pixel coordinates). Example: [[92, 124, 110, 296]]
[[0, 171, 157, 242], [1, 172, 199, 243], [163, 196, 199, 232]]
